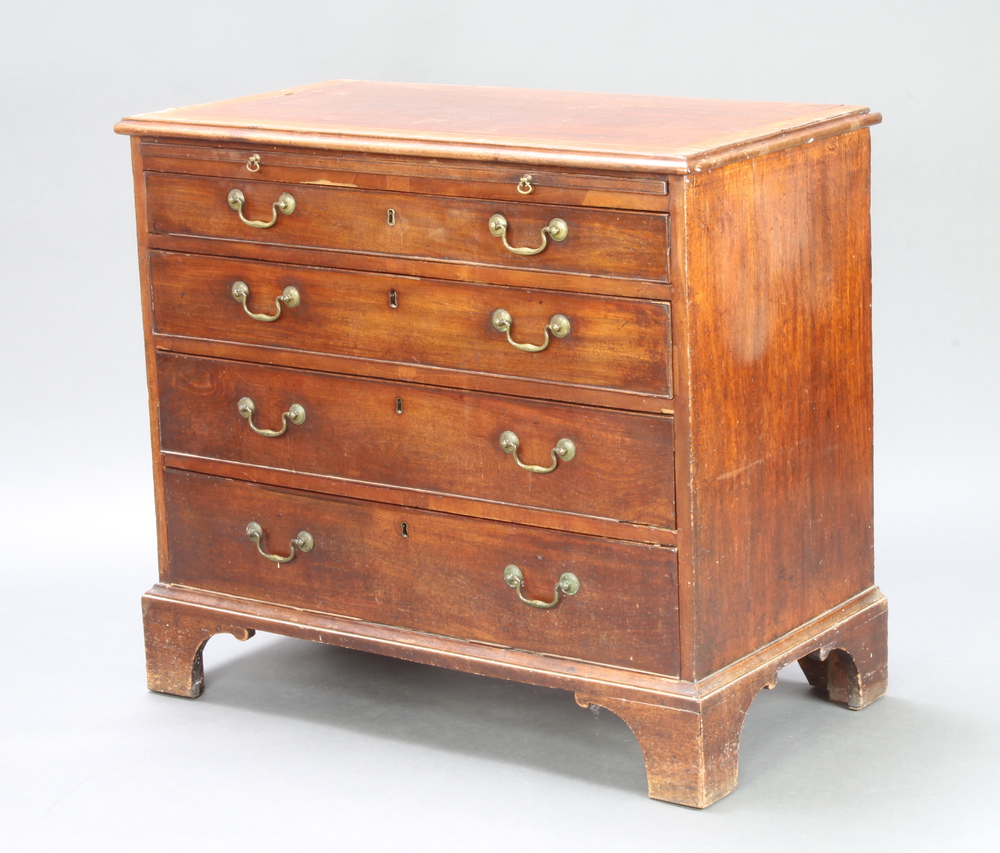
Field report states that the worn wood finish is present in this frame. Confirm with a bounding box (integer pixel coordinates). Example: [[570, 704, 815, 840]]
[[119, 82, 887, 807], [576, 592, 887, 807], [154, 336, 674, 416], [575, 681, 759, 808], [149, 250, 672, 397], [159, 452, 680, 547], [128, 136, 174, 584], [146, 231, 673, 300], [142, 142, 671, 212], [116, 80, 879, 173], [162, 469, 680, 675], [156, 352, 676, 527], [679, 131, 875, 677], [141, 594, 254, 698], [140, 579, 885, 806], [145, 172, 670, 281], [142, 583, 885, 708]]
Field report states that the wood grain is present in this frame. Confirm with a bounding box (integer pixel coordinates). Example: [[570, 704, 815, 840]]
[[145, 172, 670, 281], [141, 578, 886, 804], [154, 335, 674, 416], [149, 250, 672, 397], [142, 594, 254, 698], [160, 452, 679, 546], [141, 142, 671, 212], [121, 81, 886, 807], [116, 80, 880, 174], [156, 352, 676, 528], [162, 469, 681, 675], [145, 232, 673, 299], [128, 136, 174, 584], [142, 582, 885, 708], [678, 130, 875, 677]]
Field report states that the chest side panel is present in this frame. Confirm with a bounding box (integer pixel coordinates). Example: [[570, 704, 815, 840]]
[[680, 130, 875, 678]]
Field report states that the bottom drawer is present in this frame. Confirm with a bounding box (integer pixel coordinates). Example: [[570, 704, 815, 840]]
[[162, 469, 680, 676]]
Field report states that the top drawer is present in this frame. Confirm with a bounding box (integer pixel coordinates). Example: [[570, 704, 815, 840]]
[[144, 172, 669, 282], [140, 143, 670, 212]]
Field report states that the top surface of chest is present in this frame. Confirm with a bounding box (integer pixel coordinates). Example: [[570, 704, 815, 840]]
[[116, 79, 879, 173]]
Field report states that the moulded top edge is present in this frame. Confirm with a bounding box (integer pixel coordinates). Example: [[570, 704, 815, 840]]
[[115, 80, 880, 174]]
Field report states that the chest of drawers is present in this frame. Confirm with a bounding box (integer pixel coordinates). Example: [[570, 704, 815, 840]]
[[116, 81, 887, 807]]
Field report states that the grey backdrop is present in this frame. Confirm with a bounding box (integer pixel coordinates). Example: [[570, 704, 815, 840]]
[[3, 1, 998, 850]]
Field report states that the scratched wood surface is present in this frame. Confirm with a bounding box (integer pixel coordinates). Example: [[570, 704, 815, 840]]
[[162, 469, 681, 675], [148, 250, 673, 398], [144, 171, 670, 281], [116, 79, 880, 173], [676, 130, 876, 677], [156, 352, 676, 529], [120, 82, 885, 807]]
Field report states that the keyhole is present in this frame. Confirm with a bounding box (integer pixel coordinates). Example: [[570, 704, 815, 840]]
[[387, 209, 396, 226], [389, 290, 398, 308], [395, 397, 403, 415], [400, 522, 409, 537]]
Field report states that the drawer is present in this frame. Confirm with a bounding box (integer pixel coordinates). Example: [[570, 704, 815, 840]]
[[144, 172, 669, 282], [162, 469, 680, 675], [149, 251, 672, 397], [141, 142, 671, 212], [157, 353, 676, 529]]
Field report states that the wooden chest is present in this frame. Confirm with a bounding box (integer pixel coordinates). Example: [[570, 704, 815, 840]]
[[116, 81, 888, 807]]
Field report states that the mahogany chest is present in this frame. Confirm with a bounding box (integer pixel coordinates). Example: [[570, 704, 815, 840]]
[[116, 81, 887, 807]]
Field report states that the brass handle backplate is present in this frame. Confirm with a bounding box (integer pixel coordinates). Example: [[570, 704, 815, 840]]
[[489, 213, 568, 256], [231, 281, 300, 322], [491, 308, 570, 352], [245, 521, 313, 563], [227, 188, 296, 229], [499, 430, 576, 474], [237, 396, 306, 437], [503, 564, 580, 609]]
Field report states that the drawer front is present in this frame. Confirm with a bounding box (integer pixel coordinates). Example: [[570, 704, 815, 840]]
[[163, 469, 680, 675], [142, 143, 671, 212], [157, 353, 676, 528], [149, 251, 672, 397], [145, 172, 669, 281]]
